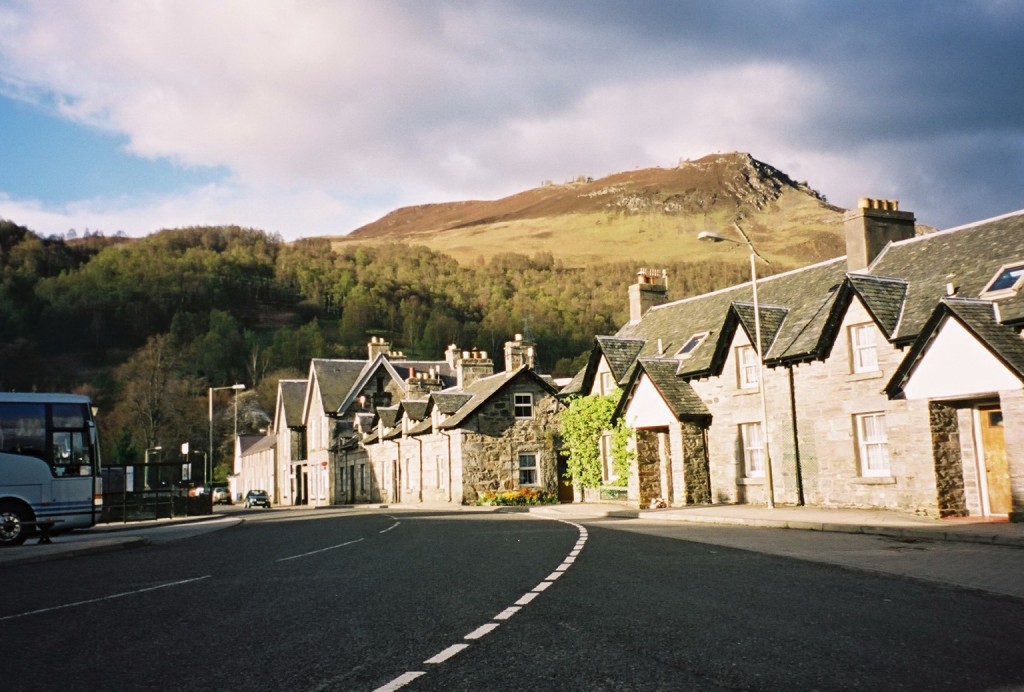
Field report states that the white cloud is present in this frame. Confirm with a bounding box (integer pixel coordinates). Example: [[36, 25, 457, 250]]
[[0, 1, 1022, 238]]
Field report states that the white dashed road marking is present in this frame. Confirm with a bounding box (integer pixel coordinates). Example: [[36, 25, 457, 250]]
[[374, 519, 587, 691], [276, 537, 365, 562], [0, 575, 212, 622], [423, 643, 469, 664]]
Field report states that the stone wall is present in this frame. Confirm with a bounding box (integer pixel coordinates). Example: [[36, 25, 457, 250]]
[[930, 402, 967, 517], [458, 379, 562, 503], [635, 429, 663, 507], [691, 298, 943, 513], [681, 421, 712, 504]]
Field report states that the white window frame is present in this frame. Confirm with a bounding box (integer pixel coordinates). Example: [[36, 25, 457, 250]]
[[850, 323, 879, 373], [981, 261, 1024, 298], [518, 452, 539, 486], [513, 392, 534, 419], [599, 371, 616, 396], [675, 332, 709, 360], [855, 412, 890, 477], [740, 422, 765, 478], [737, 345, 759, 389], [599, 432, 617, 483]]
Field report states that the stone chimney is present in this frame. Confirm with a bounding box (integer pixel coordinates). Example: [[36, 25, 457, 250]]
[[629, 268, 669, 322], [445, 343, 462, 369], [844, 198, 916, 273], [368, 336, 391, 360], [503, 334, 536, 371], [405, 367, 445, 399], [457, 349, 494, 388]]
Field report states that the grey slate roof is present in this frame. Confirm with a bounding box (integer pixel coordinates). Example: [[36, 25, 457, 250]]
[[402, 399, 430, 422], [606, 209, 1024, 407], [620, 359, 710, 421], [311, 359, 371, 413], [437, 366, 559, 430], [596, 336, 646, 382], [846, 274, 907, 338], [278, 379, 307, 429], [869, 210, 1024, 340], [619, 258, 849, 375]]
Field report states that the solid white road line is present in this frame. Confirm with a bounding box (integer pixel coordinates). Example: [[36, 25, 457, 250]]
[[379, 522, 400, 534], [0, 575, 212, 621], [276, 537, 364, 562]]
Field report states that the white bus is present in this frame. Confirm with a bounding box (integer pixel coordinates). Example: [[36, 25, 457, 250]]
[[0, 393, 103, 546]]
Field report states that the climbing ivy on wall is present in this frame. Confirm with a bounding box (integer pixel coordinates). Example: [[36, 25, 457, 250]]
[[559, 389, 634, 490]]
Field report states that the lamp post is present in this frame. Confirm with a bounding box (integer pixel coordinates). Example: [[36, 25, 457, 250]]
[[209, 384, 246, 487], [144, 445, 162, 491], [699, 223, 775, 508]]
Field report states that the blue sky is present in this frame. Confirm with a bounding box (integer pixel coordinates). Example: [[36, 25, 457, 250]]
[[1, 1, 1022, 241]]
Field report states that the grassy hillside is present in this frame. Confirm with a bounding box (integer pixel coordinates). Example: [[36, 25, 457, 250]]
[[334, 152, 849, 267]]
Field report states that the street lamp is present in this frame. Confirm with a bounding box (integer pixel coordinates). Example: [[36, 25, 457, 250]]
[[209, 384, 246, 487], [699, 223, 775, 508]]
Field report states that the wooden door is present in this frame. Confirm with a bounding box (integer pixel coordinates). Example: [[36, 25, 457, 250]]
[[978, 406, 1011, 514], [557, 452, 574, 503]]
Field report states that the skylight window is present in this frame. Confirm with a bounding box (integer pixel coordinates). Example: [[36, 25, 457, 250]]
[[982, 262, 1024, 297], [675, 332, 708, 359]]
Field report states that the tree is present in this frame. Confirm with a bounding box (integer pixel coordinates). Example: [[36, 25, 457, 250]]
[[558, 390, 633, 492]]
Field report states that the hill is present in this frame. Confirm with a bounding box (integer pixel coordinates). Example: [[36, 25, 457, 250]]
[[338, 152, 851, 267]]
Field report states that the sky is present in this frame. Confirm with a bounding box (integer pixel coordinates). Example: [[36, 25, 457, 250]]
[[0, 1, 1022, 241]]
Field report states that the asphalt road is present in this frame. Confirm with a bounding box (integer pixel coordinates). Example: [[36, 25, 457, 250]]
[[3, 509, 1023, 691]]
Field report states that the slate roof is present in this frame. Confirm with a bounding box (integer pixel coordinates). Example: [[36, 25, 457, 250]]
[[437, 365, 559, 430], [596, 336, 646, 382], [617, 359, 710, 422], [618, 258, 849, 374], [869, 210, 1024, 340], [433, 392, 473, 414], [278, 379, 307, 429], [846, 274, 907, 338], [886, 297, 1024, 398], [310, 359, 373, 413], [239, 434, 276, 456], [605, 208, 1024, 404], [402, 399, 431, 422]]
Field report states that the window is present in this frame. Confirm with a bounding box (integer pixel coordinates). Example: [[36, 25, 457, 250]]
[[850, 323, 879, 373], [982, 262, 1024, 296], [518, 452, 539, 486], [600, 432, 617, 483], [513, 392, 534, 418], [855, 412, 890, 477], [675, 332, 708, 360], [599, 371, 616, 396], [740, 422, 765, 477], [737, 345, 759, 389]]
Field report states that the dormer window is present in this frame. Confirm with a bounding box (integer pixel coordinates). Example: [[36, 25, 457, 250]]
[[675, 332, 708, 360], [981, 262, 1024, 298]]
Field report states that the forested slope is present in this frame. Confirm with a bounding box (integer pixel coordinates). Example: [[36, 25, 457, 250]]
[[0, 220, 756, 471]]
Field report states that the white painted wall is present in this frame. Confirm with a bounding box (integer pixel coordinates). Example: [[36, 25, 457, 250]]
[[903, 319, 1022, 400]]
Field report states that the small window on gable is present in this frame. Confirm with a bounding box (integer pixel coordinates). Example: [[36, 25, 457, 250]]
[[513, 392, 534, 419], [982, 262, 1024, 297], [675, 332, 708, 360], [849, 323, 879, 374]]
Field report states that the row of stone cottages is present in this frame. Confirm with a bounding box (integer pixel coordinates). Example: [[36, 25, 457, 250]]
[[236, 199, 1024, 520]]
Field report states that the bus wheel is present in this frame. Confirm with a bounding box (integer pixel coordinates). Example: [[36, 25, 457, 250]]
[[0, 502, 31, 547]]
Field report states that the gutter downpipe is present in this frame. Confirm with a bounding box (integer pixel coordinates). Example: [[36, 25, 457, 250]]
[[788, 364, 805, 506]]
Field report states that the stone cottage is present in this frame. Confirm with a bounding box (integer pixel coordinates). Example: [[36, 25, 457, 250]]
[[568, 201, 1024, 519]]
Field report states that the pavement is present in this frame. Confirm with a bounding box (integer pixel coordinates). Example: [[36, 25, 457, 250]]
[[531, 502, 1024, 547], [3, 502, 1023, 569]]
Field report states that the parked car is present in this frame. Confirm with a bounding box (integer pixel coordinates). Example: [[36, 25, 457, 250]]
[[244, 489, 271, 509], [212, 487, 231, 505]]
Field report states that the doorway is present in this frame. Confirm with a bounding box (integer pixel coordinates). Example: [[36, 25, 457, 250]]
[[976, 405, 1011, 515]]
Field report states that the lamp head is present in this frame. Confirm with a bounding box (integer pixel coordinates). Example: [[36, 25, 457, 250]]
[[231, 383, 246, 390]]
